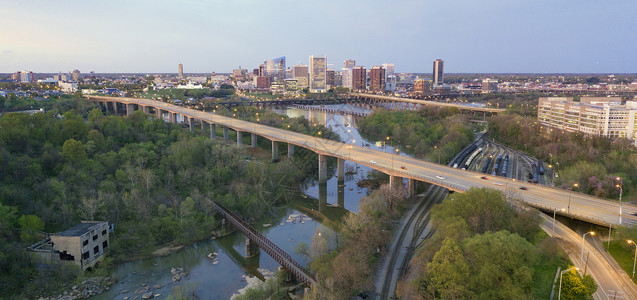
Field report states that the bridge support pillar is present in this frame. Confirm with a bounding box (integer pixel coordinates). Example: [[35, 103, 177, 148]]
[[143, 106, 150, 114], [389, 176, 403, 190], [408, 178, 416, 198], [272, 141, 279, 162], [251, 133, 257, 148], [237, 131, 243, 146], [210, 124, 216, 138], [155, 108, 161, 119], [168, 112, 174, 123], [245, 239, 259, 258], [188, 117, 194, 132], [201, 120, 206, 132], [126, 103, 135, 116], [287, 144, 294, 158], [318, 154, 327, 183], [337, 158, 344, 182], [223, 126, 229, 140]]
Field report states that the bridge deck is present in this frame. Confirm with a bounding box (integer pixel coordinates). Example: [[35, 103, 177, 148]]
[[86, 95, 637, 227], [349, 92, 506, 113], [212, 201, 317, 287]]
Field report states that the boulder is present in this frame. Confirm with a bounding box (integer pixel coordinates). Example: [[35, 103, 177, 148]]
[[142, 292, 154, 299]]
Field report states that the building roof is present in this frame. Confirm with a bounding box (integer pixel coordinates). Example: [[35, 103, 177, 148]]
[[55, 221, 107, 237]]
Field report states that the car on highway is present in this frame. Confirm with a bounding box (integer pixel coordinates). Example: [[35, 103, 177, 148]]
[[481, 176, 488, 180], [436, 175, 445, 180], [519, 186, 528, 190], [370, 160, 377, 164], [400, 166, 407, 170], [493, 182, 504, 186]]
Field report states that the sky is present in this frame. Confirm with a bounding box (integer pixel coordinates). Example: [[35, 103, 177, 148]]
[[1, 0, 636, 74]]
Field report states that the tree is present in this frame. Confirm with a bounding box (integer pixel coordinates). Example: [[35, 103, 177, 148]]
[[61, 138, 87, 163], [559, 268, 596, 300], [18, 215, 44, 243], [427, 238, 470, 299]]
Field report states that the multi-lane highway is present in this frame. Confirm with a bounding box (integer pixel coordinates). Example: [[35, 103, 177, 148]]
[[349, 92, 506, 113], [86, 95, 636, 227]]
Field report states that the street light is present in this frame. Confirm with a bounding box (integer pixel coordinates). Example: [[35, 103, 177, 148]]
[[558, 267, 578, 300], [581, 231, 595, 263], [434, 145, 440, 164], [628, 240, 637, 278], [568, 183, 578, 214], [553, 208, 565, 231], [616, 177, 623, 224]]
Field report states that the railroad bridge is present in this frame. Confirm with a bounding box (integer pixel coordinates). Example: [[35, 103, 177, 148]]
[[212, 201, 317, 287]]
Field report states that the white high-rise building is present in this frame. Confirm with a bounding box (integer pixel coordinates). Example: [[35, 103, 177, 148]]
[[309, 55, 327, 93], [341, 68, 353, 89]]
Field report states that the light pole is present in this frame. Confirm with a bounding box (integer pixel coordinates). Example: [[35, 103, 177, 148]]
[[581, 231, 594, 263], [392, 148, 399, 168], [548, 164, 553, 186], [434, 145, 441, 164], [628, 240, 637, 278], [553, 208, 565, 231], [568, 183, 578, 214], [616, 177, 623, 224], [558, 267, 578, 300]]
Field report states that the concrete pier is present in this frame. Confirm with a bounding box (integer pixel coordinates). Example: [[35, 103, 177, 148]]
[[237, 131, 243, 146], [245, 239, 259, 258], [337, 158, 344, 182], [288, 144, 294, 158], [126, 103, 135, 116], [408, 178, 416, 198], [318, 154, 327, 183], [251, 133, 257, 148], [189, 117, 194, 132], [210, 124, 216, 138], [272, 141, 279, 162], [389, 175, 402, 189], [223, 126, 229, 140], [201, 121, 206, 132]]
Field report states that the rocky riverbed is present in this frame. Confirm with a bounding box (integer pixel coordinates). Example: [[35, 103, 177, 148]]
[[37, 276, 114, 300]]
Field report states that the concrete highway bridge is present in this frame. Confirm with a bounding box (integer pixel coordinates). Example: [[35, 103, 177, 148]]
[[86, 95, 636, 227], [349, 92, 506, 114]]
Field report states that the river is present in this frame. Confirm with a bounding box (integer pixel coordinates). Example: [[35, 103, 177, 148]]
[[92, 104, 409, 299]]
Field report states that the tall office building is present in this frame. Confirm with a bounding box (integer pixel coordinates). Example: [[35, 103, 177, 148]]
[[369, 66, 386, 92], [352, 66, 366, 90], [178, 63, 184, 79], [72, 69, 81, 81], [344, 59, 356, 69], [293, 64, 309, 88], [265, 56, 286, 84], [341, 68, 353, 89], [433, 59, 443, 87], [326, 69, 335, 88], [309, 55, 327, 93], [382, 63, 395, 77], [16, 71, 35, 83]]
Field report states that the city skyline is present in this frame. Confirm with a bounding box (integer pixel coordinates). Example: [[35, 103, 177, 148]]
[[1, 0, 636, 73]]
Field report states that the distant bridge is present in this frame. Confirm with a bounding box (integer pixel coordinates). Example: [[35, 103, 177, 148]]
[[212, 201, 317, 287], [349, 92, 506, 114]]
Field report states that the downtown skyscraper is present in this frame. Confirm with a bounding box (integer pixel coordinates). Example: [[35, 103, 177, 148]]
[[433, 59, 444, 87], [309, 55, 327, 93]]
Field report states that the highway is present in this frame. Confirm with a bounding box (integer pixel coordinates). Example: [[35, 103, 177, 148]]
[[86, 95, 637, 227], [540, 213, 637, 299]]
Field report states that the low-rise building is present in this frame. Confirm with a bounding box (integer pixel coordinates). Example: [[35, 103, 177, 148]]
[[538, 97, 637, 146]]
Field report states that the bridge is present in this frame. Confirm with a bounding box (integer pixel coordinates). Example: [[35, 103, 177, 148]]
[[349, 92, 506, 114], [86, 95, 637, 227], [212, 201, 317, 287]]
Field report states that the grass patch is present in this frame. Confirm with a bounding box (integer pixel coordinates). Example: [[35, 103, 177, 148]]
[[606, 240, 637, 283], [531, 254, 561, 299]]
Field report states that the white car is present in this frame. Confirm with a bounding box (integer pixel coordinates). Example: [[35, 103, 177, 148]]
[[436, 175, 445, 180], [370, 160, 377, 164]]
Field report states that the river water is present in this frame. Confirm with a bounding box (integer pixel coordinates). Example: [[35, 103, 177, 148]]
[[93, 104, 408, 299]]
